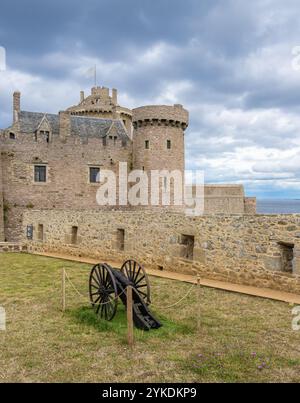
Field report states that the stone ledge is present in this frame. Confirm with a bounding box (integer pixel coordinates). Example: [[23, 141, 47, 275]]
[[0, 243, 27, 253]]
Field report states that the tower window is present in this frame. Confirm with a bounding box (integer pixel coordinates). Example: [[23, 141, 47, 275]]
[[9, 132, 16, 140], [34, 165, 47, 182], [167, 140, 171, 149], [89, 167, 100, 183], [145, 140, 149, 149]]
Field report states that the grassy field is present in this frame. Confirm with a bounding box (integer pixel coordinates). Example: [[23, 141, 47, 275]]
[[0, 252, 300, 383]]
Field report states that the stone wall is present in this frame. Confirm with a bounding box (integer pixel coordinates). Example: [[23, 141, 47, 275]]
[[23, 209, 300, 294], [0, 147, 4, 241], [0, 126, 131, 241]]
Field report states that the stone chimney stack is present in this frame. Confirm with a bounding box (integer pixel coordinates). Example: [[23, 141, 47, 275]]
[[59, 111, 71, 137], [80, 91, 85, 103], [13, 91, 21, 123], [112, 88, 118, 106]]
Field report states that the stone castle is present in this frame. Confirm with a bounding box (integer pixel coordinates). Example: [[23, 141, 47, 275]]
[[0, 86, 255, 242], [1, 86, 300, 295]]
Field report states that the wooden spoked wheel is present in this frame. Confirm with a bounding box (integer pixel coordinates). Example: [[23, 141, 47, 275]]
[[121, 260, 151, 304], [89, 263, 118, 321]]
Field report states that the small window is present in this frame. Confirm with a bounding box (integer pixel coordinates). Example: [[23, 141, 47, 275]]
[[145, 140, 149, 149], [89, 167, 100, 183], [26, 225, 33, 240], [45, 131, 50, 143], [180, 234, 195, 260], [278, 242, 294, 273], [123, 120, 126, 127], [34, 165, 47, 182], [167, 140, 171, 149], [116, 229, 125, 251], [38, 224, 44, 242], [71, 226, 78, 245], [9, 132, 16, 140]]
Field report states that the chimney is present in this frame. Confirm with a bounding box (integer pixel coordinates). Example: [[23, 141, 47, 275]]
[[112, 88, 118, 106], [13, 91, 21, 123], [112, 105, 120, 119], [80, 91, 85, 103], [59, 111, 71, 137]]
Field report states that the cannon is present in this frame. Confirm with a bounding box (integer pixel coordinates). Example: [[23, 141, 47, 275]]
[[89, 259, 162, 331]]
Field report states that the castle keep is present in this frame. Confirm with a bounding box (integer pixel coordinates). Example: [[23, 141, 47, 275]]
[[1, 86, 300, 294]]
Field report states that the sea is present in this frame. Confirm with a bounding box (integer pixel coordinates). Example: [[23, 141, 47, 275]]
[[257, 199, 300, 214]]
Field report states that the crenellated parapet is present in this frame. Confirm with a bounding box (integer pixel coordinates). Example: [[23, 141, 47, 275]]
[[132, 105, 189, 130]]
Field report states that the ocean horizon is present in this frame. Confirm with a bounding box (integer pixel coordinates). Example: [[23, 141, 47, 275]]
[[257, 199, 300, 214]]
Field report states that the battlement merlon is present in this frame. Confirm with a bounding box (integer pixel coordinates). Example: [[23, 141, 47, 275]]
[[132, 105, 189, 129]]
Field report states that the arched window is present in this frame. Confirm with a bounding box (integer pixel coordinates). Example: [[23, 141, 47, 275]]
[[9, 132, 16, 140]]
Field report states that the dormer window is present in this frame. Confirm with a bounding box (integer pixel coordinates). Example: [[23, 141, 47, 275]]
[[9, 132, 16, 140]]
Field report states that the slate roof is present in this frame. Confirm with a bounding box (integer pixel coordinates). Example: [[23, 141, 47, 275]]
[[15, 111, 130, 142]]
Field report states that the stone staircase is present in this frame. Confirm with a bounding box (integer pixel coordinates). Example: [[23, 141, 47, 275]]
[[0, 243, 27, 253]]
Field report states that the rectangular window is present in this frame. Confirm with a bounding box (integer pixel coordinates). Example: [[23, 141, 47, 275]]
[[116, 229, 125, 251], [89, 167, 100, 183], [145, 140, 149, 149], [38, 224, 44, 242], [167, 140, 171, 149], [71, 226, 78, 245], [26, 225, 33, 240], [278, 242, 294, 273], [180, 234, 195, 260], [34, 165, 47, 182]]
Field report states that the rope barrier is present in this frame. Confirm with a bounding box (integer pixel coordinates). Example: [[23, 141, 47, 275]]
[[151, 283, 197, 310], [64, 269, 199, 311]]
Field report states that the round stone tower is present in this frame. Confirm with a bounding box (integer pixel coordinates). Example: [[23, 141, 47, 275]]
[[132, 104, 189, 208]]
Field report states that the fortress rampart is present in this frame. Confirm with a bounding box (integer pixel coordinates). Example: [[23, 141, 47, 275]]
[[0, 149, 4, 241], [23, 209, 300, 293]]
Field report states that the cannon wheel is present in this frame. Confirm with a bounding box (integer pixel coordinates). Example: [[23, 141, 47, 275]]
[[89, 263, 118, 321], [121, 260, 151, 304]]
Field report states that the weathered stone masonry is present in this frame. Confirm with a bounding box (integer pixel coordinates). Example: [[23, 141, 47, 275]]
[[23, 210, 300, 294]]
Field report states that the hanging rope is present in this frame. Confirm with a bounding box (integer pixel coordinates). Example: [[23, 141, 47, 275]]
[[64, 269, 199, 310], [151, 283, 197, 310]]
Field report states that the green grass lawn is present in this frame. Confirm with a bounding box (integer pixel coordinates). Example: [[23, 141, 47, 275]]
[[0, 252, 300, 383]]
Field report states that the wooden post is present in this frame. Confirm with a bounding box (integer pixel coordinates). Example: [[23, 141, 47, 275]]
[[126, 285, 134, 347], [62, 268, 66, 313], [197, 274, 201, 332]]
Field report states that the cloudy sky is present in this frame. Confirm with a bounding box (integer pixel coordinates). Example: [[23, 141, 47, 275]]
[[1, 0, 300, 199]]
